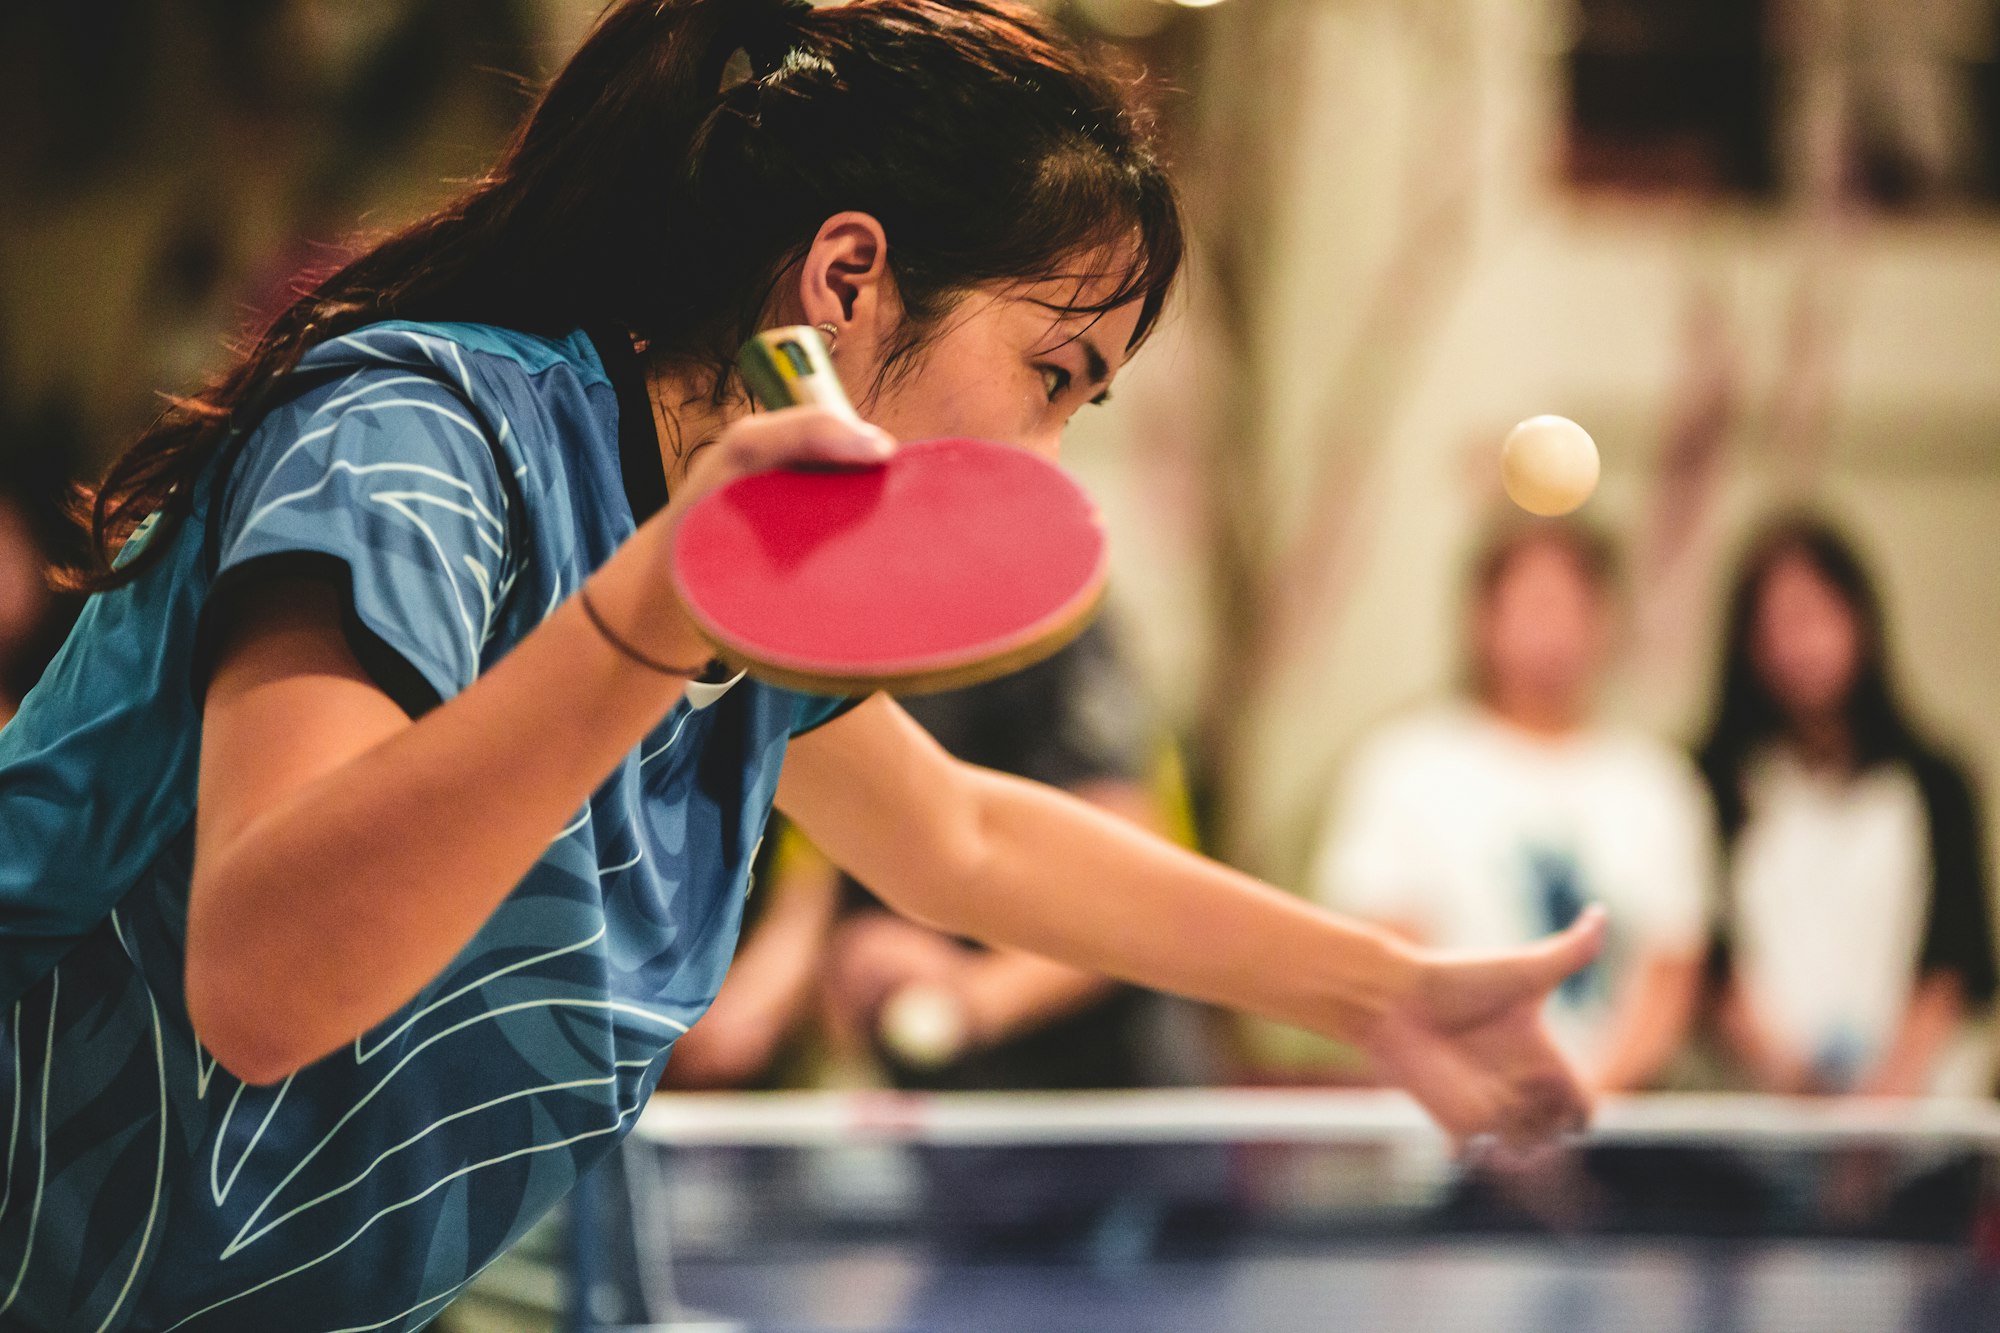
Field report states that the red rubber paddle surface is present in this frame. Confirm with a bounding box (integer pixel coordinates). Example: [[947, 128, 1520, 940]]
[[670, 438, 1109, 694]]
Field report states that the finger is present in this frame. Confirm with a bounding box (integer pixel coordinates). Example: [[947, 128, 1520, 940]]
[[730, 406, 896, 472], [1501, 1084, 1589, 1150], [1415, 1075, 1510, 1152], [1518, 904, 1608, 994], [1502, 1056, 1595, 1148]]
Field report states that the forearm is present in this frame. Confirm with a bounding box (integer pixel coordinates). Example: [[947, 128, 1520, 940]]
[[190, 518, 701, 1080], [873, 767, 1417, 1046], [956, 950, 1120, 1048], [746, 867, 842, 1001], [1863, 974, 1964, 1097], [950, 778, 1156, 1045], [1717, 982, 1811, 1093], [1589, 954, 1699, 1093]]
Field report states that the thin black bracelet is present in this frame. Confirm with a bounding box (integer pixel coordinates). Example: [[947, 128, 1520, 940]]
[[577, 584, 707, 678]]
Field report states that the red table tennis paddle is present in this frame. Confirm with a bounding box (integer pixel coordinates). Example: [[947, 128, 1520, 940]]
[[669, 326, 1109, 695]]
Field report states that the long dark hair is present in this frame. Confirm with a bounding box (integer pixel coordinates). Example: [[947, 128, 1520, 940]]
[[1696, 515, 1926, 837], [70, 0, 1183, 589]]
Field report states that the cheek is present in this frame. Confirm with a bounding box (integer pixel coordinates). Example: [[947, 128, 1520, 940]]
[[1482, 605, 1542, 669], [1755, 612, 1845, 701], [1761, 598, 1837, 669], [1752, 614, 1798, 682], [876, 370, 1041, 444], [1801, 620, 1862, 696]]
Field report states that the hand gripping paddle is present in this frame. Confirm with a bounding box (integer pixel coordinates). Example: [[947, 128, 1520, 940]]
[[668, 326, 1110, 695]]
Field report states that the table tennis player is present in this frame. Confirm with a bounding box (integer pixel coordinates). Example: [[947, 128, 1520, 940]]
[[0, 1, 1601, 1328]]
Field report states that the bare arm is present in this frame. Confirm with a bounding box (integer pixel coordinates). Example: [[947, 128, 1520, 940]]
[[1861, 973, 1966, 1098], [1588, 952, 1702, 1094], [895, 779, 1157, 1051], [778, 696, 1605, 1142], [951, 950, 1119, 1047], [779, 699, 1412, 1041], [194, 536, 692, 1082], [1717, 978, 1815, 1094], [190, 408, 889, 1084]]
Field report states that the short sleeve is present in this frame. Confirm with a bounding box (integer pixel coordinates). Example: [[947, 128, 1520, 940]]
[[1308, 729, 1436, 926], [790, 691, 864, 738], [1614, 750, 1719, 955], [1914, 753, 1998, 1005], [203, 367, 512, 711]]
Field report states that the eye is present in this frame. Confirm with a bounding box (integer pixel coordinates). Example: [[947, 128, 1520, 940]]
[[1038, 365, 1072, 403]]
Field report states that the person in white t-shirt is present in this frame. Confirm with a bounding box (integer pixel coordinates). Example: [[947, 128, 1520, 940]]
[[1697, 516, 1995, 1097], [1312, 520, 1716, 1092]]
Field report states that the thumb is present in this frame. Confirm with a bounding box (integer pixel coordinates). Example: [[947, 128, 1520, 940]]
[[1420, 906, 1609, 1031], [1524, 904, 1607, 992]]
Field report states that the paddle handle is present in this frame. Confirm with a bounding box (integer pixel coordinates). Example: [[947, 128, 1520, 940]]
[[738, 326, 861, 420]]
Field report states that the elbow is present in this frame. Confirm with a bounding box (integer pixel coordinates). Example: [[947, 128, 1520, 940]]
[[186, 859, 327, 1084], [188, 979, 312, 1086], [889, 785, 996, 937], [844, 764, 993, 936], [212, 1043, 305, 1089], [185, 934, 318, 1087]]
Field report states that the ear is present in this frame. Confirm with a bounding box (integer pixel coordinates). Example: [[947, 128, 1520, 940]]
[[793, 212, 898, 364]]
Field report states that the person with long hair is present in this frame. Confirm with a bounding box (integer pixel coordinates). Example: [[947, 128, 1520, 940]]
[[1698, 516, 1996, 1097], [0, 3, 1601, 1327]]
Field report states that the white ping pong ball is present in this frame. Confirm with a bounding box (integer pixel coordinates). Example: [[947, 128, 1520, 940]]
[[878, 983, 968, 1069], [1500, 415, 1599, 516]]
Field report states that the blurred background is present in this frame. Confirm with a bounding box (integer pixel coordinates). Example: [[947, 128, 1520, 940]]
[[8, 0, 2000, 888], [7, 0, 2000, 1328]]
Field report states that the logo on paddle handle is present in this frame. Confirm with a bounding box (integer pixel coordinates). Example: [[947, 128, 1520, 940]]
[[739, 327, 862, 423]]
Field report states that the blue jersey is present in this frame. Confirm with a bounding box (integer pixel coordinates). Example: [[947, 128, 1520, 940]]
[[0, 321, 850, 1330]]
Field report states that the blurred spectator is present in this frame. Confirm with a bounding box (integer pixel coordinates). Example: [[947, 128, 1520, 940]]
[[1310, 519, 1715, 1092], [0, 0, 542, 476], [826, 619, 1176, 1091], [657, 824, 839, 1090], [1697, 516, 1996, 1097], [0, 420, 85, 726], [0, 495, 51, 728], [666, 618, 1187, 1093]]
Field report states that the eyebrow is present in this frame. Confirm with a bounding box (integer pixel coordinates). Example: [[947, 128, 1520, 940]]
[[1080, 337, 1111, 387]]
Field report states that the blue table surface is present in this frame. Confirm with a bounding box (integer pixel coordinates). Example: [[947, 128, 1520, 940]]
[[540, 1131, 2000, 1333]]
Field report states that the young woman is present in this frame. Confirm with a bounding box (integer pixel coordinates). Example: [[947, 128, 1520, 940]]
[[0, 2, 1601, 1327], [1698, 517, 1995, 1097]]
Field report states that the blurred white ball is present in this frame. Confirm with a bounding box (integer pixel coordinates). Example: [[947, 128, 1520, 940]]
[[878, 983, 968, 1069], [1500, 415, 1599, 517]]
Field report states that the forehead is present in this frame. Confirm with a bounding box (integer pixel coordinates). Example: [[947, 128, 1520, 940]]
[[1759, 553, 1848, 607], [978, 250, 1148, 342], [1491, 540, 1602, 598]]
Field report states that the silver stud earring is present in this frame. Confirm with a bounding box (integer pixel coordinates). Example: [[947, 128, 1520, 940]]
[[816, 321, 839, 351]]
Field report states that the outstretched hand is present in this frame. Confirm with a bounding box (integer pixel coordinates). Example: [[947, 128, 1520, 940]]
[[1364, 907, 1608, 1148]]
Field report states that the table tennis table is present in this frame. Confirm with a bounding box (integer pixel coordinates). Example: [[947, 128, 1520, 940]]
[[453, 1090, 2000, 1333]]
